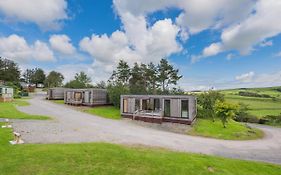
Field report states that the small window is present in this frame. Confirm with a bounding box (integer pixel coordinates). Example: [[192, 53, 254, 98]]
[[181, 100, 189, 118]]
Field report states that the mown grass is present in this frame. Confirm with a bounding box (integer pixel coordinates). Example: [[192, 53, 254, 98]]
[[188, 119, 264, 140], [50, 99, 65, 104], [0, 123, 280, 175], [82, 106, 121, 119], [12, 98, 30, 106], [0, 99, 50, 120]]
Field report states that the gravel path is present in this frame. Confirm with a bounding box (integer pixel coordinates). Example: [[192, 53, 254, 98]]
[[10, 93, 281, 165]]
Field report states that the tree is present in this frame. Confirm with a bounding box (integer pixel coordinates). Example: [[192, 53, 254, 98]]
[[145, 62, 159, 94], [44, 71, 64, 88], [109, 60, 131, 85], [95, 81, 107, 89], [197, 91, 224, 121], [32, 68, 46, 85], [23, 69, 35, 84], [0, 57, 20, 83], [129, 63, 147, 94], [157, 58, 182, 93], [215, 101, 238, 128], [64, 80, 85, 89], [75, 72, 91, 86], [107, 83, 129, 107], [65, 71, 92, 88]]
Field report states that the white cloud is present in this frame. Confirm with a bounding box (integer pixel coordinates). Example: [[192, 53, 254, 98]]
[[0, 34, 55, 62], [32, 41, 55, 62], [79, 18, 181, 80], [0, 0, 68, 30], [196, 0, 281, 61], [260, 40, 273, 47], [275, 51, 281, 57], [175, 0, 255, 34], [114, 0, 254, 34], [56, 63, 111, 84], [49, 34, 76, 55], [113, 0, 261, 63], [80, 30, 140, 65], [226, 53, 235, 60], [235, 71, 255, 83], [234, 70, 281, 88]]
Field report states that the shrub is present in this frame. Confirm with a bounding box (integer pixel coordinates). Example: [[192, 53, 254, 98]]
[[238, 91, 271, 98], [264, 114, 281, 125], [215, 101, 239, 128], [275, 87, 281, 92], [197, 91, 224, 121], [107, 83, 129, 107]]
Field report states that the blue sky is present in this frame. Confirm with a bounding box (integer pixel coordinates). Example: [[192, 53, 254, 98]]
[[0, 0, 281, 90]]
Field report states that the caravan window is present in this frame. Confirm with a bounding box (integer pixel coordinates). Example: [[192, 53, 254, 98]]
[[181, 100, 189, 118], [164, 100, 170, 117], [135, 99, 140, 110], [123, 99, 128, 113]]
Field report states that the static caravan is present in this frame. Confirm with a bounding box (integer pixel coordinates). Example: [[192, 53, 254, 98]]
[[47, 88, 68, 100], [120, 95, 197, 124], [64, 88, 109, 106], [0, 86, 14, 102]]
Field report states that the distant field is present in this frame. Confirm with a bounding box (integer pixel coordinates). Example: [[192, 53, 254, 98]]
[[220, 86, 281, 118]]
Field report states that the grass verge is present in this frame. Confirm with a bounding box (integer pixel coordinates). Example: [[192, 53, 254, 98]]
[[50, 99, 65, 104], [0, 122, 280, 175], [188, 119, 264, 140], [0, 100, 50, 120], [82, 106, 121, 119]]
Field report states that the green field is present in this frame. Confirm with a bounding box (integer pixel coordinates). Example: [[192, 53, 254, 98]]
[[82, 106, 121, 119], [188, 119, 264, 140], [0, 123, 280, 175], [0, 99, 50, 120], [220, 87, 281, 118]]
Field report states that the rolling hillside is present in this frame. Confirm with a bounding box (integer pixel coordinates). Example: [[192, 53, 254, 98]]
[[220, 86, 281, 118]]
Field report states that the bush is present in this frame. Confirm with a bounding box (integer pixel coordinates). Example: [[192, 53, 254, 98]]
[[234, 114, 260, 123], [215, 101, 239, 128], [264, 114, 281, 125], [197, 91, 224, 121], [107, 83, 129, 107], [275, 87, 281, 92], [238, 91, 271, 98]]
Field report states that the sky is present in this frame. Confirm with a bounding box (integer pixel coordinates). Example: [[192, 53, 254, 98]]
[[0, 0, 281, 91]]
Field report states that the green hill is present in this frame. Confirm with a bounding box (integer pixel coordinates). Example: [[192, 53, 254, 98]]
[[220, 86, 281, 118]]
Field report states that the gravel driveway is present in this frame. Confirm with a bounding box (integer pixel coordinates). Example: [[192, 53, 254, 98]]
[[10, 93, 281, 165]]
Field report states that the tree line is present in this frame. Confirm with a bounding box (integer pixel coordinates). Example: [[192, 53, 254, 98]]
[[0, 57, 91, 89], [107, 59, 183, 106], [1, 57, 183, 104]]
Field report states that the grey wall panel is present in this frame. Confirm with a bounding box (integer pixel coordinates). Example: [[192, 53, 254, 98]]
[[170, 99, 180, 117]]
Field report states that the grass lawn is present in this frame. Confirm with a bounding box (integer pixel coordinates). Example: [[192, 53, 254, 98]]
[[0, 99, 50, 120], [0, 123, 280, 175], [12, 98, 30, 106], [50, 99, 65, 104], [82, 106, 121, 119], [188, 119, 264, 140]]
